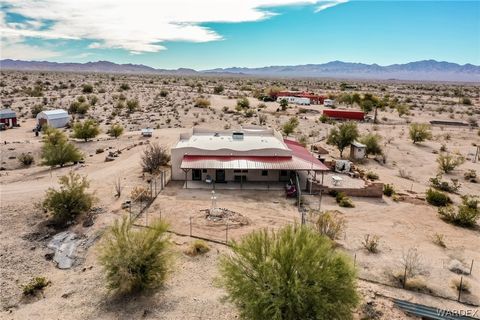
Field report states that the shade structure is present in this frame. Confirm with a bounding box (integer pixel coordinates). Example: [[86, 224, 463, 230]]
[[181, 155, 328, 171]]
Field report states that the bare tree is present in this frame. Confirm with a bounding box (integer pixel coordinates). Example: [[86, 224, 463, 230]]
[[141, 143, 171, 174]]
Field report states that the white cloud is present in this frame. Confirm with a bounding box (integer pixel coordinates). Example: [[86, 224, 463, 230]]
[[1, 41, 61, 60], [0, 0, 348, 54]]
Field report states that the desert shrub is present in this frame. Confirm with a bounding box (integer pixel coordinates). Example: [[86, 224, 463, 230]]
[[398, 168, 413, 180], [194, 98, 210, 108], [431, 233, 446, 248], [461, 97, 472, 105], [141, 142, 170, 173], [73, 119, 100, 141], [464, 169, 477, 182], [31, 104, 44, 118], [43, 172, 94, 224], [362, 234, 380, 253], [408, 123, 432, 144], [218, 225, 359, 320], [18, 153, 34, 166], [185, 240, 210, 256], [279, 98, 288, 110], [359, 133, 383, 157], [22, 277, 50, 296], [213, 85, 224, 94], [88, 95, 98, 105], [130, 186, 151, 202], [425, 188, 451, 206], [383, 184, 395, 197], [41, 127, 82, 167], [366, 171, 379, 180], [159, 89, 168, 97], [96, 148, 104, 154], [69, 101, 90, 115], [437, 152, 465, 173], [438, 196, 479, 227], [82, 83, 93, 93], [126, 99, 139, 113], [119, 83, 130, 91], [451, 278, 471, 293], [281, 117, 299, 136], [313, 210, 346, 240], [401, 247, 423, 278], [108, 123, 124, 138], [327, 121, 359, 158], [429, 174, 460, 193], [237, 97, 250, 109], [335, 192, 355, 208], [99, 216, 171, 294]]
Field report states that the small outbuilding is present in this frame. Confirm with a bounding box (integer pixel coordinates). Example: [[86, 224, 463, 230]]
[[141, 127, 154, 137], [350, 141, 366, 160], [36, 109, 70, 128], [0, 108, 17, 127]]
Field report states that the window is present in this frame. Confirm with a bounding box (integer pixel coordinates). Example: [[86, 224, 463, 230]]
[[234, 170, 241, 173], [202, 169, 207, 173], [242, 170, 248, 173], [261, 170, 268, 176]]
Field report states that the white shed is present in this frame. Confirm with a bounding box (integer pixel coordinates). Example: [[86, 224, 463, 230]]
[[350, 141, 366, 160], [36, 109, 70, 128], [324, 99, 334, 106]]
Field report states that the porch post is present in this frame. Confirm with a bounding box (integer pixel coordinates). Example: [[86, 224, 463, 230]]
[[321, 171, 324, 186]]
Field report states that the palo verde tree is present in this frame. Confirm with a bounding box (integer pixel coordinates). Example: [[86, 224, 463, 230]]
[[282, 117, 299, 136], [219, 225, 359, 320], [43, 172, 95, 225], [41, 127, 83, 167], [99, 216, 172, 293], [279, 98, 288, 111], [73, 119, 100, 142], [409, 123, 432, 144], [359, 133, 383, 157], [108, 123, 124, 139], [327, 121, 359, 158]]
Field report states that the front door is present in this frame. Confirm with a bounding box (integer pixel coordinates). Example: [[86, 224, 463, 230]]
[[279, 170, 289, 182], [216, 169, 226, 183], [192, 169, 202, 181]]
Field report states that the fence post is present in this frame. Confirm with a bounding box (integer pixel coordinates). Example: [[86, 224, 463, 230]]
[[225, 222, 229, 243], [457, 276, 463, 302], [402, 265, 407, 289], [469, 259, 474, 275], [189, 217, 192, 237], [354, 253, 357, 268]]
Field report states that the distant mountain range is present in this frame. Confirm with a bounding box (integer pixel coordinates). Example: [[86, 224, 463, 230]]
[[1, 59, 479, 82]]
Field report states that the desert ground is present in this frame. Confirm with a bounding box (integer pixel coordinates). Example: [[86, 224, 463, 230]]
[[0, 70, 479, 319]]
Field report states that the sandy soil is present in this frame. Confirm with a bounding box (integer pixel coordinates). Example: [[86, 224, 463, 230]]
[[1, 71, 479, 319]]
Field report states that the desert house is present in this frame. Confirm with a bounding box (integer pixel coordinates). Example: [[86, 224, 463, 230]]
[[171, 127, 329, 188], [36, 109, 70, 128], [0, 108, 17, 127]]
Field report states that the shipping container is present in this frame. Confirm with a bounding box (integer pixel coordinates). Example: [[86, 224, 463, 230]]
[[323, 109, 365, 121]]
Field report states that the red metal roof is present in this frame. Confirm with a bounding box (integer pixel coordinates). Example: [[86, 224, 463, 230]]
[[180, 140, 329, 171]]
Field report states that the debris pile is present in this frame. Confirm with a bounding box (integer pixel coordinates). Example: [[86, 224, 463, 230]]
[[203, 208, 249, 226]]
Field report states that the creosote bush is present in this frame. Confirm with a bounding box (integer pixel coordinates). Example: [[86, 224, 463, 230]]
[[141, 142, 171, 174], [185, 240, 210, 256], [22, 277, 50, 296], [43, 172, 94, 225], [218, 225, 359, 320], [408, 123, 432, 144], [73, 119, 100, 142], [438, 195, 479, 227], [194, 97, 211, 108], [383, 184, 395, 197], [437, 152, 465, 173], [99, 216, 171, 294], [18, 153, 34, 166], [425, 188, 451, 207], [362, 234, 380, 253], [108, 123, 124, 138], [336, 192, 355, 208], [312, 210, 345, 240]]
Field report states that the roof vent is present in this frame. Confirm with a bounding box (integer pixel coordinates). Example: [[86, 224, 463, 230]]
[[232, 132, 244, 140], [214, 132, 219, 137]]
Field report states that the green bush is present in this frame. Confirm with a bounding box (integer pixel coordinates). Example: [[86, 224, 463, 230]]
[[82, 84, 93, 93], [218, 225, 359, 320], [99, 217, 171, 294], [73, 119, 100, 142], [119, 83, 130, 91], [18, 153, 34, 166], [159, 89, 168, 97], [237, 97, 250, 109], [437, 152, 465, 173], [339, 197, 355, 208], [126, 99, 139, 113], [383, 184, 395, 197], [438, 196, 479, 227], [426, 188, 451, 207], [409, 123, 432, 144], [41, 127, 83, 167], [213, 85, 224, 94], [429, 174, 460, 193], [194, 98, 211, 108], [43, 172, 94, 225], [327, 122, 359, 158], [366, 171, 379, 180], [108, 123, 124, 138], [22, 277, 50, 296], [185, 240, 210, 256], [359, 134, 383, 157]]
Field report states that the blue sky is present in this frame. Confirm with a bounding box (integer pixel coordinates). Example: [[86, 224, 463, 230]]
[[1, 1, 479, 69]]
